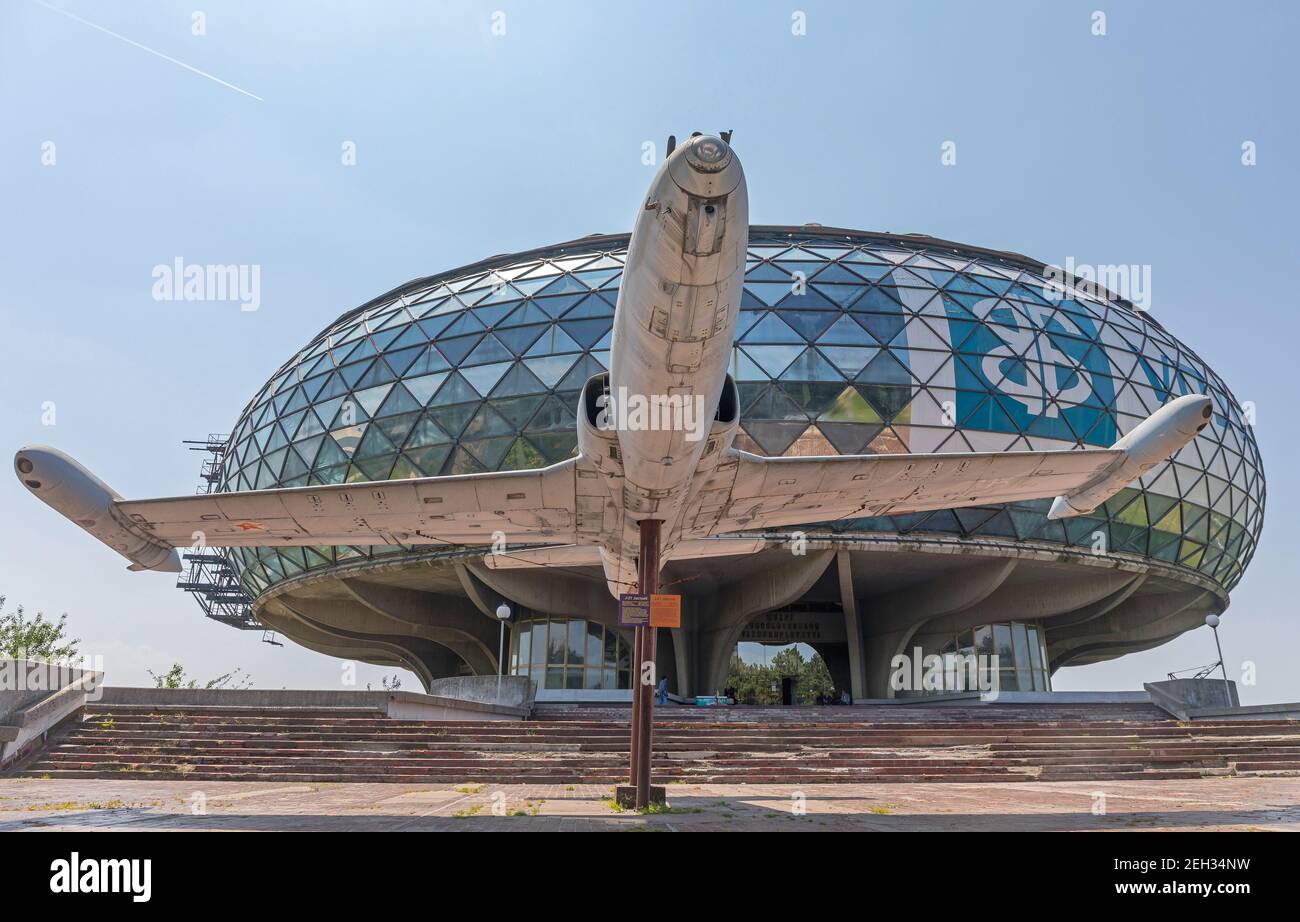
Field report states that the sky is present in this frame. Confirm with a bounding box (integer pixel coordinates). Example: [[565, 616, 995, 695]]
[[1, 0, 1296, 701]]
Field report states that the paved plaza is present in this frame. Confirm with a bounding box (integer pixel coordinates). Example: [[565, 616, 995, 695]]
[[1, 776, 1296, 832]]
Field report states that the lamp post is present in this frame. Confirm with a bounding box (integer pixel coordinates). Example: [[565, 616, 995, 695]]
[[1205, 613, 1233, 706], [495, 603, 511, 703]]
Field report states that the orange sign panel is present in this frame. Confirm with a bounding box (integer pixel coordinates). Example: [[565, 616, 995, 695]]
[[649, 594, 681, 628]]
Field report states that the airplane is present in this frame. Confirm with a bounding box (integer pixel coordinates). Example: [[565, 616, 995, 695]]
[[15, 133, 1215, 600]]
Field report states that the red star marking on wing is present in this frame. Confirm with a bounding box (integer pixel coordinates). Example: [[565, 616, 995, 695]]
[[236, 521, 266, 531]]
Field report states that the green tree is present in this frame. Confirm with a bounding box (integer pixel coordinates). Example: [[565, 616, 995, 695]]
[[148, 663, 253, 689], [724, 645, 837, 704], [0, 595, 80, 663]]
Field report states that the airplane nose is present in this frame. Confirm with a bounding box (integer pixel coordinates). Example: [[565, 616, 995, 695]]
[[666, 135, 744, 198], [1192, 394, 1213, 430], [682, 135, 733, 173], [14, 450, 42, 490]]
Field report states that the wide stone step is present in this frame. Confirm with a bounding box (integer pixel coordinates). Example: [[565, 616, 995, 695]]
[[26, 765, 1249, 784], [52, 731, 1300, 753], [21, 704, 1294, 786], [65, 718, 1300, 733]]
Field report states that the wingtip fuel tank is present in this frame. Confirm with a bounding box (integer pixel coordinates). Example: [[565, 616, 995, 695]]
[[14, 446, 182, 573], [1046, 394, 1214, 520]]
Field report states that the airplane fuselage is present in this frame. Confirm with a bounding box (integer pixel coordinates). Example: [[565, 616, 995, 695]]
[[601, 135, 749, 594]]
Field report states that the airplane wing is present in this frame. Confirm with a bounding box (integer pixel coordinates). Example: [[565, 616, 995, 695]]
[[122, 460, 581, 548], [15, 445, 583, 572], [699, 446, 1124, 534]]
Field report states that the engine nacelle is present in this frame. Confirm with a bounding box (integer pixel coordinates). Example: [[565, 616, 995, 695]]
[[576, 372, 623, 476], [695, 373, 740, 477], [575, 372, 740, 478], [14, 446, 182, 572]]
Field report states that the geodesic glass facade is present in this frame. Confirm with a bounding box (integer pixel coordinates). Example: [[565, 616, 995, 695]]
[[220, 228, 1264, 599]]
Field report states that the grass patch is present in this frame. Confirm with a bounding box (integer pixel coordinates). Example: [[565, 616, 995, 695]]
[[24, 799, 126, 812]]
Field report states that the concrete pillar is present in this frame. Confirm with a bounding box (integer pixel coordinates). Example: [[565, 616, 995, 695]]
[[669, 626, 690, 698], [836, 551, 866, 701], [863, 627, 921, 699], [862, 559, 1017, 698], [695, 550, 835, 694]]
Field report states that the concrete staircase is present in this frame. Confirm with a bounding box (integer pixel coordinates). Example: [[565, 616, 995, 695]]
[[13, 702, 1300, 784]]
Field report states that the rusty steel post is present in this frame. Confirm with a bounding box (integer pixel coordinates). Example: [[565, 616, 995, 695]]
[[628, 624, 642, 785], [635, 518, 662, 809]]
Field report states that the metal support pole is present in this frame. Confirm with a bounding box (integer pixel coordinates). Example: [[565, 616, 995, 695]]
[[1212, 625, 1232, 704], [635, 519, 662, 810], [637, 619, 658, 806], [497, 619, 505, 702], [628, 624, 643, 785]]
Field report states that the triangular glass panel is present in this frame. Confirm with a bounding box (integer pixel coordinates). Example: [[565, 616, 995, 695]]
[[353, 360, 397, 389], [496, 323, 549, 355], [819, 386, 883, 423], [501, 437, 547, 470], [405, 444, 452, 476], [462, 334, 513, 366], [490, 362, 548, 398], [741, 421, 808, 455], [526, 325, 584, 356], [404, 372, 448, 406], [374, 383, 423, 418], [403, 345, 451, 377], [781, 309, 839, 340], [352, 383, 394, 418], [442, 446, 487, 475], [461, 360, 514, 396], [559, 318, 611, 348], [404, 413, 451, 449], [429, 401, 480, 440], [557, 354, 606, 391], [779, 347, 844, 383], [430, 372, 479, 406], [374, 411, 420, 449], [435, 333, 484, 365], [523, 353, 579, 387], [481, 396, 541, 433], [741, 344, 803, 377]]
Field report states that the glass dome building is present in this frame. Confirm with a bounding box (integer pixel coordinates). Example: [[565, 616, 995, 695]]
[[213, 227, 1264, 698]]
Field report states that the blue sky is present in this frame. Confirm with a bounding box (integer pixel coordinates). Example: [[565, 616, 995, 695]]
[[1, 0, 1296, 699]]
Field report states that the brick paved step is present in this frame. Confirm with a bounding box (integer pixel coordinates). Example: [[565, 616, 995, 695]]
[[51, 731, 1300, 754], [18, 767, 1227, 785], [50, 731, 1300, 751], [79, 709, 1300, 734], [35, 743, 1248, 764], [64, 717, 1300, 733], [16, 705, 1296, 786], [48, 737, 1300, 762], [84, 701, 1296, 729]]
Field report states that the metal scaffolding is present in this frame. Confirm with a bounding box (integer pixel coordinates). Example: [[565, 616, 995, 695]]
[[175, 434, 262, 631]]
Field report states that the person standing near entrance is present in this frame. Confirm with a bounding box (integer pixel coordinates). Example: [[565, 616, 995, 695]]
[[655, 676, 669, 706]]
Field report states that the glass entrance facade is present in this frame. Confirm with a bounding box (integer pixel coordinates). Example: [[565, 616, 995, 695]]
[[508, 617, 631, 690], [934, 621, 1052, 691]]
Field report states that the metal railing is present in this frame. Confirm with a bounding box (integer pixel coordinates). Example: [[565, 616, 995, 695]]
[[1166, 661, 1222, 681], [175, 436, 261, 631]]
